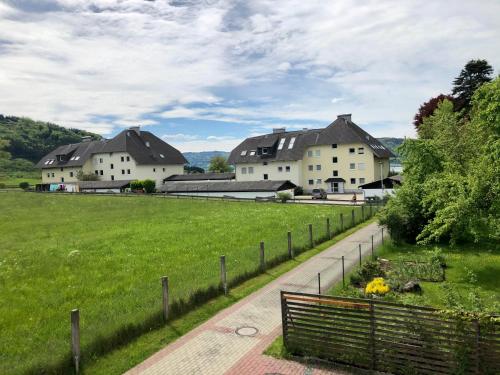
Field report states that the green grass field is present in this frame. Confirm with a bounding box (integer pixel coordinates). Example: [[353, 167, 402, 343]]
[[0, 192, 371, 374], [0, 173, 40, 187]]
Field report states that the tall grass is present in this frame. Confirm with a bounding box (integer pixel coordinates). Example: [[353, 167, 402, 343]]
[[0, 193, 377, 374]]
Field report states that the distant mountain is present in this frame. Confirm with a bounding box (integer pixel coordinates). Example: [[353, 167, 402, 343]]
[[183, 151, 230, 170], [377, 137, 404, 157]]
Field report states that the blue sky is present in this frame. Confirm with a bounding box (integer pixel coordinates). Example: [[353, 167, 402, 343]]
[[0, 0, 499, 151]]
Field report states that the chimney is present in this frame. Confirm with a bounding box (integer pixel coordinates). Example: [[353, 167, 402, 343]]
[[273, 127, 286, 134], [129, 126, 140, 136], [81, 136, 92, 142], [337, 114, 352, 122]]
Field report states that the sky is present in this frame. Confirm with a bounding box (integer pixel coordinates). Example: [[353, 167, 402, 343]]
[[0, 0, 499, 152]]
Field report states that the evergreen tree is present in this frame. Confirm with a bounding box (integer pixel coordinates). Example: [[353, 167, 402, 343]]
[[452, 59, 493, 111]]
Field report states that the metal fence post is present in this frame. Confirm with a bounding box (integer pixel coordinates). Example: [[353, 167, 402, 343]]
[[220, 255, 227, 295], [359, 244, 362, 267], [381, 228, 384, 244], [326, 218, 331, 239], [370, 203, 373, 217], [259, 241, 265, 271], [287, 231, 293, 258], [351, 209, 355, 227], [308, 223, 313, 248], [161, 276, 169, 322], [318, 273, 321, 294], [371, 235, 374, 259], [362, 205, 365, 221], [71, 309, 80, 374], [340, 213, 344, 232], [342, 255, 345, 288]]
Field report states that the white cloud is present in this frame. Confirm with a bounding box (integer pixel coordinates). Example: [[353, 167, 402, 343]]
[[0, 0, 498, 141], [162, 133, 200, 142], [162, 134, 243, 152]]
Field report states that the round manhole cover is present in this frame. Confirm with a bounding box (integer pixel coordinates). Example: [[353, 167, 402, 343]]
[[235, 326, 259, 337]]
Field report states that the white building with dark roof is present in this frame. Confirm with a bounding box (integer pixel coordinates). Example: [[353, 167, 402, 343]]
[[228, 114, 394, 193], [36, 126, 187, 190]]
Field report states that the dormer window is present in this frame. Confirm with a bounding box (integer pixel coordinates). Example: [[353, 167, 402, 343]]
[[240, 150, 247, 156], [288, 137, 296, 149], [262, 147, 269, 155], [278, 138, 286, 150]]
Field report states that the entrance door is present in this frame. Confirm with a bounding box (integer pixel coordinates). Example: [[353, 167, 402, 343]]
[[333, 182, 339, 192]]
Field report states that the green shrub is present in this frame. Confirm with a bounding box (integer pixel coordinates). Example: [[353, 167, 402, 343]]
[[350, 260, 384, 286], [142, 179, 156, 194], [294, 186, 304, 196], [277, 192, 292, 203], [19, 181, 30, 190], [0, 182, 6, 189], [130, 180, 143, 191]]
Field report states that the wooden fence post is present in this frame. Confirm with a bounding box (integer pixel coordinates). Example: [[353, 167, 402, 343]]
[[71, 309, 80, 374], [326, 218, 331, 239], [341, 256, 345, 288], [287, 231, 293, 258], [317, 273, 321, 294], [362, 205, 365, 221], [280, 291, 288, 349], [369, 301, 376, 370], [340, 213, 344, 232], [308, 224, 313, 248], [381, 228, 384, 244], [220, 255, 227, 295], [259, 241, 265, 272], [474, 319, 481, 375], [351, 209, 355, 227], [359, 244, 362, 267], [370, 203, 373, 217], [371, 235, 374, 259], [161, 276, 169, 322]]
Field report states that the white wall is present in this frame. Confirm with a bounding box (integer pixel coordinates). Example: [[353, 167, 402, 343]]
[[234, 160, 302, 185], [362, 188, 395, 198], [170, 189, 295, 199]]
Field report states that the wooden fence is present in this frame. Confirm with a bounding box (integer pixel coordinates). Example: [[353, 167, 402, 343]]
[[281, 291, 500, 375]]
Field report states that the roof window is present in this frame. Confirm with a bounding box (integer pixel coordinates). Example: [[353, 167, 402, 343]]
[[288, 137, 296, 149], [240, 150, 247, 156], [278, 138, 286, 150], [74, 156, 80, 160], [145, 141, 150, 148], [249, 150, 256, 156], [160, 153, 165, 158], [49, 160, 54, 165]]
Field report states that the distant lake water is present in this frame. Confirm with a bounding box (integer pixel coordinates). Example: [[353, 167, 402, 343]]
[[391, 164, 403, 173]]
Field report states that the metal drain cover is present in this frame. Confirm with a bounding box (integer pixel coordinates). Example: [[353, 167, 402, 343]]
[[235, 326, 259, 337]]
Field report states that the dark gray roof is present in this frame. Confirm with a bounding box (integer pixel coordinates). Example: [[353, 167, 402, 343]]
[[164, 172, 235, 182], [358, 176, 402, 189], [36, 129, 187, 169], [78, 180, 131, 189], [228, 116, 394, 164], [159, 180, 296, 193]]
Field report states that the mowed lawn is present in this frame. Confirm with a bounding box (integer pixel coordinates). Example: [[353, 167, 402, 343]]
[[0, 192, 363, 374]]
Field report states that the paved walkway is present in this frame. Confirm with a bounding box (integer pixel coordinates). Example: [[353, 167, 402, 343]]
[[126, 222, 382, 375]]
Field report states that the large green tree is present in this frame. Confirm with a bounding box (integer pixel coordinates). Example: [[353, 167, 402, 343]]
[[380, 78, 500, 244], [208, 156, 232, 173], [452, 59, 493, 112]]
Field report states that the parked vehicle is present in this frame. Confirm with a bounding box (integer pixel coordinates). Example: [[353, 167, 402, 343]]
[[312, 188, 327, 199]]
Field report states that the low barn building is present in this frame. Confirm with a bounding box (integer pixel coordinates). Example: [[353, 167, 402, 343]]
[[358, 175, 403, 198], [163, 172, 235, 183], [159, 180, 296, 199]]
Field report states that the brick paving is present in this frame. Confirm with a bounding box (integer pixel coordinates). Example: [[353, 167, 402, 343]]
[[125, 222, 382, 375]]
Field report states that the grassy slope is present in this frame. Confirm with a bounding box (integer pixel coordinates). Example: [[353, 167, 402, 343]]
[[0, 192, 368, 374], [0, 175, 40, 187]]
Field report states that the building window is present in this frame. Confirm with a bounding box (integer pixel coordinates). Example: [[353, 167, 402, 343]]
[[349, 148, 355, 154], [127, 169, 130, 174], [242, 167, 247, 174], [332, 144, 337, 148], [315, 150, 320, 157], [308, 165, 313, 171], [358, 163, 366, 170], [163, 167, 165, 172], [288, 137, 296, 149], [278, 166, 283, 172], [358, 147, 364, 154], [307, 150, 313, 157], [308, 179, 314, 185], [95, 170, 98, 175], [278, 138, 286, 150], [333, 170, 338, 176], [249, 150, 256, 156], [316, 165, 321, 171], [248, 167, 254, 174], [51, 173, 55, 177], [359, 178, 366, 184], [145, 141, 150, 147], [111, 175, 114, 181], [349, 163, 356, 170], [110, 164, 114, 169], [47, 173, 50, 177], [99, 170, 103, 176], [60, 167, 63, 172], [350, 178, 356, 184], [332, 157, 338, 163], [263, 161, 268, 165], [240, 150, 247, 156], [263, 174, 268, 180], [160, 154, 165, 159], [316, 179, 322, 184], [126, 156, 130, 162], [153, 168, 156, 172], [70, 172, 74, 177], [121, 156, 124, 162], [122, 169, 125, 175], [61, 177, 64, 182], [286, 166, 290, 172], [99, 158, 103, 163]]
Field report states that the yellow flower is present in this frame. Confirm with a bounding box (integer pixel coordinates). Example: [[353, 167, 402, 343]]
[[365, 277, 390, 295]]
